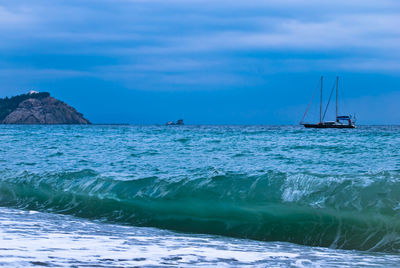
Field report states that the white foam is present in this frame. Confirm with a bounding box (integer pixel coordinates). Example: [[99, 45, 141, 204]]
[[0, 208, 398, 267]]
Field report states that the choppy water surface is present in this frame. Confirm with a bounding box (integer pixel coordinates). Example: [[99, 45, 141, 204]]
[[1, 125, 400, 266]]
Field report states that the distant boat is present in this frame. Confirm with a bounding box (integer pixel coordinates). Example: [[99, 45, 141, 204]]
[[300, 76, 356, 129]]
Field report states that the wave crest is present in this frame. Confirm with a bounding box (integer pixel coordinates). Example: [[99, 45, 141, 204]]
[[1, 169, 400, 252]]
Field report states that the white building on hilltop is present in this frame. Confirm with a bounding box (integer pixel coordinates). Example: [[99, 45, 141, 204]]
[[29, 90, 39, 95]]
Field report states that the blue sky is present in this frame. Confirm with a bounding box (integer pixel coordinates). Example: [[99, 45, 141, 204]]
[[0, 0, 399, 124]]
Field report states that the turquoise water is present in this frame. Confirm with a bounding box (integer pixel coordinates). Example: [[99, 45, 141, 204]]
[[1, 125, 400, 266]]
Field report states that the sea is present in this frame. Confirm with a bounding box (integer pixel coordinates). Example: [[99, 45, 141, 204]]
[[0, 125, 400, 267]]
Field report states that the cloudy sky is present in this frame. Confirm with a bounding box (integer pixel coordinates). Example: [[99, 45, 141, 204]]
[[1, 0, 399, 124]]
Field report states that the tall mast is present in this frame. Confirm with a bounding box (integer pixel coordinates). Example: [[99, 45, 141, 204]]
[[336, 76, 339, 121], [320, 76, 323, 123]]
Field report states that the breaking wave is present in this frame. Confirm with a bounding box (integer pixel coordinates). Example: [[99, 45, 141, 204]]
[[1, 169, 400, 252]]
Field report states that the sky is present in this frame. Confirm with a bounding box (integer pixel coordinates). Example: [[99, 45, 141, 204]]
[[0, 0, 400, 124]]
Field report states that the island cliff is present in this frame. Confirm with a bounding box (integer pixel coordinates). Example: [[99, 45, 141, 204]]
[[0, 92, 90, 124]]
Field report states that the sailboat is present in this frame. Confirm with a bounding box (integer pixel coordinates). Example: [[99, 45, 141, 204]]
[[300, 76, 356, 129]]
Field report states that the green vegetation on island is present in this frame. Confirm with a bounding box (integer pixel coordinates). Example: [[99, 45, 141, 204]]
[[0, 91, 90, 124], [0, 92, 50, 122]]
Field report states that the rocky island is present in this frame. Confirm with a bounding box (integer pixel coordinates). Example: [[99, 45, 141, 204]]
[[0, 91, 90, 124]]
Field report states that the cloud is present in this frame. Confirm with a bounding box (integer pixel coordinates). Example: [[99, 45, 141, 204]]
[[0, 6, 34, 27], [1, 0, 400, 87], [0, 67, 92, 79]]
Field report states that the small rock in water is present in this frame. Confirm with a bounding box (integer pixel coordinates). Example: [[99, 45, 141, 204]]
[[165, 119, 184, 126]]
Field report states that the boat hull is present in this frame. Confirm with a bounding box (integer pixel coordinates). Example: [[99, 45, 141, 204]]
[[303, 124, 355, 129]]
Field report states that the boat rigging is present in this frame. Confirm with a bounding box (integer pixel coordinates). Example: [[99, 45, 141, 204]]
[[300, 76, 356, 129]]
